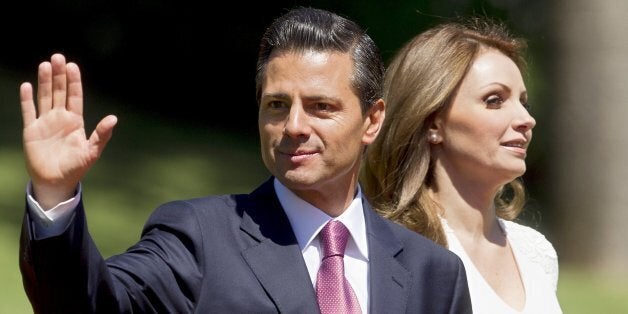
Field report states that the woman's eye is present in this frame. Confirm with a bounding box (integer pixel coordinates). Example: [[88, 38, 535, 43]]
[[485, 95, 504, 107], [521, 100, 531, 111]]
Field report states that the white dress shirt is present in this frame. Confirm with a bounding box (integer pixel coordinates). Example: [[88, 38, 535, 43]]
[[26, 182, 80, 239], [273, 178, 370, 313]]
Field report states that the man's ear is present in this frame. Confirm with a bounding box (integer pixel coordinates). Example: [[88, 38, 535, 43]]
[[362, 99, 385, 145]]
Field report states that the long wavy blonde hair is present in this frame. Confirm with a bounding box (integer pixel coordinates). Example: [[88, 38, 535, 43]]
[[362, 18, 528, 247]]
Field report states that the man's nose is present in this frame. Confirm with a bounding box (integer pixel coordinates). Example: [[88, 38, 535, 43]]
[[283, 103, 311, 138]]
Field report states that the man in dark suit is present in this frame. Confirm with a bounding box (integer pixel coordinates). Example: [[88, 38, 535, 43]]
[[19, 7, 472, 313]]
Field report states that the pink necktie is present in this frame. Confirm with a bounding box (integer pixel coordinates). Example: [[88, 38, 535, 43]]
[[316, 220, 362, 314]]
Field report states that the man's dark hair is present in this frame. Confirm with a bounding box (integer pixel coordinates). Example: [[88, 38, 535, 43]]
[[255, 7, 384, 114]]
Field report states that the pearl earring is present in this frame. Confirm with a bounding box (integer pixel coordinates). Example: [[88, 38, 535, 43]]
[[428, 133, 439, 144]]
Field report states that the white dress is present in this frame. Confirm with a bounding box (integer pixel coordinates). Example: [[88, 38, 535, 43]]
[[442, 218, 563, 314]]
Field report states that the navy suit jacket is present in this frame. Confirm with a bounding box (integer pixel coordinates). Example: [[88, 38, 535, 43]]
[[20, 177, 472, 313]]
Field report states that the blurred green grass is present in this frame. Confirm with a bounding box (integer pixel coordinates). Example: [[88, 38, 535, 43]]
[[1, 70, 627, 313], [558, 266, 628, 314]]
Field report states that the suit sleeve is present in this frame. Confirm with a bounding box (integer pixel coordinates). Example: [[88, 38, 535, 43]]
[[19, 198, 204, 313], [448, 257, 473, 314]]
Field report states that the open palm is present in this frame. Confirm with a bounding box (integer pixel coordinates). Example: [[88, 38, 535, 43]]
[[20, 53, 117, 208]]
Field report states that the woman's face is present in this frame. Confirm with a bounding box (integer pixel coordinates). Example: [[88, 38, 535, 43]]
[[434, 48, 535, 185]]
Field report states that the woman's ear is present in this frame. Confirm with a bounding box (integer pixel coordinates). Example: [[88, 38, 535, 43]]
[[428, 114, 443, 144]]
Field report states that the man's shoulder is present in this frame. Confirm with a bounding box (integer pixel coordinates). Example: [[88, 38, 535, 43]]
[[367, 213, 467, 302], [374, 215, 461, 263], [149, 178, 276, 223], [142, 194, 240, 229], [152, 193, 236, 212]]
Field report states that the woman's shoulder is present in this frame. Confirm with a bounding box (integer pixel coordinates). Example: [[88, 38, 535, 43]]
[[499, 218, 559, 289]]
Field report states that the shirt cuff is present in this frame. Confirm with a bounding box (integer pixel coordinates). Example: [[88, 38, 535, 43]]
[[26, 182, 81, 239]]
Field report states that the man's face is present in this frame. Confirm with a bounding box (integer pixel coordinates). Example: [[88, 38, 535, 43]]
[[258, 50, 380, 210]]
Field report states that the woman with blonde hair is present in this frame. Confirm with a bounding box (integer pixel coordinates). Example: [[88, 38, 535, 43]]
[[363, 18, 562, 313]]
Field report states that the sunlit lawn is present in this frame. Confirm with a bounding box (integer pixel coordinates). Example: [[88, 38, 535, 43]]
[[1, 74, 627, 313], [558, 266, 628, 314]]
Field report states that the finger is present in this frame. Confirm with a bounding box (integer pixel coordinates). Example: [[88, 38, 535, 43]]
[[66, 62, 83, 116], [50, 53, 67, 110], [88, 115, 118, 158], [37, 61, 52, 115], [20, 83, 36, 127]]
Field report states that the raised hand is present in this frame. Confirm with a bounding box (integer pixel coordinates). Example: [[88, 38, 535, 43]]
[[20, 53, 117, 209]]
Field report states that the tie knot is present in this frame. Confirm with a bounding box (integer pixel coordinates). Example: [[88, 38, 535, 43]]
[[319, 220, 350, 258]]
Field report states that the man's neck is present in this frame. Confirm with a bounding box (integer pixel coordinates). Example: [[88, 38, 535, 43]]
[[274, 178, 360, 217]]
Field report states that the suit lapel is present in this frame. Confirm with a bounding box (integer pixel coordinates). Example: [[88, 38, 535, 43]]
[[237, 180, 412, 313], [363, 200, 411, 314], [239, 179, 319, 314]]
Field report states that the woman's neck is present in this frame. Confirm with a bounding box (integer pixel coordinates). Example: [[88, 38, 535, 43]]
[[431, 169, 502, 241]]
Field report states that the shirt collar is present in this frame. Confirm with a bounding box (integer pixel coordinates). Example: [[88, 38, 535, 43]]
[[274, 178, 369, 260]]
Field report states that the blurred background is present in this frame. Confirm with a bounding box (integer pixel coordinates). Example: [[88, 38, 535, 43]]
[[1, 0, 627, 312]]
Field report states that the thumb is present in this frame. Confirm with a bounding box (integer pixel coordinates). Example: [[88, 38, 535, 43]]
[[88, 115, 118, 158]]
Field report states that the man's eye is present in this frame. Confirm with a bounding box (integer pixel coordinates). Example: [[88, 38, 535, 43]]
[[315, 103, 330, 111], [268, 101, 287, 109]]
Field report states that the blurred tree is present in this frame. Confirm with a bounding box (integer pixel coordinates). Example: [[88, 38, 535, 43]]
[[550, 0, 628, 275]]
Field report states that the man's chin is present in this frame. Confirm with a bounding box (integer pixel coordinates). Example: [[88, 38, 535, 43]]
[[275, 172, 318, 190]]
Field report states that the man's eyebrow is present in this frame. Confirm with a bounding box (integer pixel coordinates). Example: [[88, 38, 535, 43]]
[[261, 93, 290, 100], [303, 95, 342, 103], [261, 94, 342, 104]]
